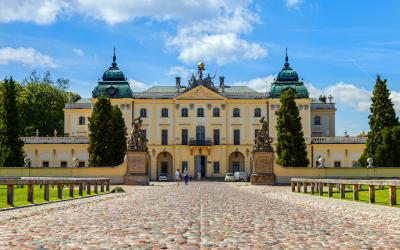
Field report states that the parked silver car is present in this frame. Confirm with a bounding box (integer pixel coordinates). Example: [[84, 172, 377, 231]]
[[159, 173, 168, 181]]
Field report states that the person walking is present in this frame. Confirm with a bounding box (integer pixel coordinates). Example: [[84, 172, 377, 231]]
[[184, 169, 189, 185], [175, 169, 181, 186]]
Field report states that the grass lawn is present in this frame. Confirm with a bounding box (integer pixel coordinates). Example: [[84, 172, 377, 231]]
[[0, 185, 106, 209], [307, 185, 400, 208]]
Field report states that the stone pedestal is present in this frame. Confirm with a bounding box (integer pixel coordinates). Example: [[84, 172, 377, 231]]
[[251, 151, 275, 185], [124, 151, 149, 185]]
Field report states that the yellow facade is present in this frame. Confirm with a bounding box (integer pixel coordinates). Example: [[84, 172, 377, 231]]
[[21, 56, 367, 181]]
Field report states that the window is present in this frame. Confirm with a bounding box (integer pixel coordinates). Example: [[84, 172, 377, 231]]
[[213, 162, 220, 174], [254, 108, 261, 117], [181, 129, 188, 145], [42, 161, 49, 168], [233, 108, 240, 117], [213, 129, 220, 145], [213, 107, 220, 117], [181, 108, 188, 117], [140, 108, 147, 118], [196, 126, 205, 142], [234, 129, 240, 145], [352, 161, 358, 168], [61, 161, 67, 168], [79, 161, 85, 167], [140, 130, 146, 141], [161, 108, 168, 118], [334, 161, 341, 168], [197, 108, 204, 117], [162, 130, 168, 145], [79, 116, 85, 125], [314, 116, 321, 125], [182, 161, 188, 171]]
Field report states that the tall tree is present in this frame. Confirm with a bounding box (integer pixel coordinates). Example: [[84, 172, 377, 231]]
[[0, 78, 24, 167], [110, 106, 127, 165], [275, 88, 309, 167], [88, 96, 127, 166], [359, 75, 398, 167]]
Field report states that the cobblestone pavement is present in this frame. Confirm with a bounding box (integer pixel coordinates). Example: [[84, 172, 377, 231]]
[[1, 182, 400, 249]]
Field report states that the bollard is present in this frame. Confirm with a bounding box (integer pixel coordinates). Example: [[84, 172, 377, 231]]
[[94, 182, 98, 194], [57, 184, 63, 200], [318, 183, 324, 196], [352, 184, 359, 201], [297, 182, 301, 192], [44, 184, 50, 201], [340, 184, 346, 199], [69, 184, 74, 198], [310, 183, 315, 194], [101, 182, 105, 193], [79, 183, 83, 196], [106, 181, 110, 192], [28, 184, 34, 203], [328, 183, 333, 197], [389, 186, 396, 206], [303, 182, 308, 194], [291, 181, 296, 192], [369, 185, 375, 203], [7, 184, 14, 207], [86, 183, 91, 195]]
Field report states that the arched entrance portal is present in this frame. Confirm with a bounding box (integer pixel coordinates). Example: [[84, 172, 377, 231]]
[[194, 155, 207, 178], [228, 151, 245, 173], [157, 152, 173, 180]]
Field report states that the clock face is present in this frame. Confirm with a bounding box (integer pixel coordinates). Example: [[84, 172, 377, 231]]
[[107, 86, 117, 96]]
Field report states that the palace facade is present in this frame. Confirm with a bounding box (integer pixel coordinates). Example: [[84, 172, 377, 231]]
[[22, 51, 366, 180]]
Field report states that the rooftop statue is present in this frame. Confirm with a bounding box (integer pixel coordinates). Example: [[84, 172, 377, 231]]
[[254, 117, 273, 152], [186, 62, 217, 92], [127, 117, 148, 152]]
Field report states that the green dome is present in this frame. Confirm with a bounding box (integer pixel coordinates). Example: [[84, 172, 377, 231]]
[[92, 49, 132, 99], [269, 49, 309, 99]]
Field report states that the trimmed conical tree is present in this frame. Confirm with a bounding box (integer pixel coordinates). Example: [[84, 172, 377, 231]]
[[0, 77, 24, 167], [88, 96, 114, 166], [359, 75, 399, 167], [109, 105, 127, 165], [275, 88, 309, 167]]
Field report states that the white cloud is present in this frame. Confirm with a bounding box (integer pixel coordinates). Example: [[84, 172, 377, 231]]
[[72, 48, 84, 57], [232, 75, 275, 92], [284, 0, 301, 8], [128, 79, 151, 92], [0, 47, 57, 68], [0, 0, 266, 65], [166, 66, 191, 79], [0, 0, 67, 24]]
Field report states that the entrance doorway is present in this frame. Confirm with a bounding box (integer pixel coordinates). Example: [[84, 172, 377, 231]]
[[161, 162, 168, 174], [194, 155, 207, 177]]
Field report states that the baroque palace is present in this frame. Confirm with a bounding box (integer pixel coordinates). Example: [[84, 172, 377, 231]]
[[22, 51, 366, 181]]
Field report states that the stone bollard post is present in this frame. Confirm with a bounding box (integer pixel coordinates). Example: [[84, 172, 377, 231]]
[[389, 186, 396, 206], [318, 183, 324, 196], [7, 184, 14, 207], [44, 184, 50, 201], [369, 185, 375, 203], [79, 183, 83, 196], [340, 184, 346, 199], [303, 182, 308, 194], [57, 184, 63, 200], [69, 184, 74, 198], [352, 184, 359, 201], [297, 182, 301, 192], [101, 182, 105, 193], [94, 182, 98, 194], [86, 183, 91, 195], [310, 183, 315, 194], [328, 183, 333, 197], [291, 181, 296, 192], [28, 184, 34, 203], [106, 181, 110, 192]]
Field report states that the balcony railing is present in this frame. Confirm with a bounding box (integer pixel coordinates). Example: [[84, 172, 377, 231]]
[[311, 136, 367, 144], [189, 139, 213, 146], [21, 137, 89, 144], [311, 103, 335, 110]]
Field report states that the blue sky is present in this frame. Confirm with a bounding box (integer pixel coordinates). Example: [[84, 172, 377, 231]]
[[0, 0, 399, 135]]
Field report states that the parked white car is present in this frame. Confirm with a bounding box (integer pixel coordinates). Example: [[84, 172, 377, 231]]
[[234, 172, 249, 181], [159, 173, 168, 181]]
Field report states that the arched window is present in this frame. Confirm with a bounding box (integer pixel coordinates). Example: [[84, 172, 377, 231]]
[[181, 107, 188, 117], [140, 108, 147, 118], [254, 108, 261, 117], [233, 108, 240, 117], [213, 107, 220, 117], [314, 116, 321, 125], [197, 108, 204, 117], [161, 108, 168, 118]]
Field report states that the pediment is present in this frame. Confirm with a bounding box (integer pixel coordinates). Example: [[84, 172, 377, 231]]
[[175, 86, 226, 100]]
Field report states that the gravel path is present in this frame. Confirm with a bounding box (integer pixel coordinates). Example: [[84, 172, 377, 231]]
[[0, 182, 399, 249]]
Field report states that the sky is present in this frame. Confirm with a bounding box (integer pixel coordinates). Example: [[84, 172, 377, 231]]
[[0, 0, 399, 136]]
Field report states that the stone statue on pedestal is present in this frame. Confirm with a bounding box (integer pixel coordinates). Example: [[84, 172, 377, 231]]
[[127, 117, 148, 152], [251, 117, 275, 185]]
